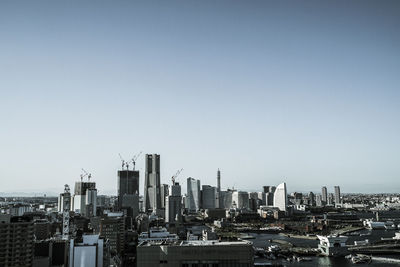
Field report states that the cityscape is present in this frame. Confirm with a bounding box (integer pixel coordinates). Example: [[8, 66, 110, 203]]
[[1, 153, 400, 266], [1, 0, 400, 267]]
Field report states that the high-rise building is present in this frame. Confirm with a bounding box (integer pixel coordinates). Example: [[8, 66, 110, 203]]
[[263, 186, 276, 193], [334, 186, 341, 204], [117, 170, 139, 217], [143, 154, 161, 212], [187, 177, 201, 212], [316, 194, 323, 207], [327, 193, 334, 205], [308, 192, 315, 206], [201, 185, 217, 209], [266, 192, 274, 206], [249, 192, 259, 211], [166, 182, 182, 223], [100, 216, 125, 255], [219, 190, 233, 209], [217, 169, 221, 192], [160, 184, 169, 209], [273, 183, 287, 212], [72, 181, 97, 217], [0, 215, 34, 267], [322, 186, 328, 205], [232, 191, 250, 210]]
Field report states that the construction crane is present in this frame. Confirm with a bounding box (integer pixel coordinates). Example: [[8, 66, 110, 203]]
[[119, 153, 126, 170], [171, 168, 183, 185], [131, 151, 142, 170], [81, 168, 92, 181]]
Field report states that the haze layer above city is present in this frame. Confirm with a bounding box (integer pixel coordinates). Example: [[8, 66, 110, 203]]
[[1, 0, 399, 195]]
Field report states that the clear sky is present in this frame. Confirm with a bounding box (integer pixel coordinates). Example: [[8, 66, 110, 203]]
[[1, 0, 399, 195]]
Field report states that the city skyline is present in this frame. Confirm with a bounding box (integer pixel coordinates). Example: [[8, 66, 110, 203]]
[[1, 0, 400, 194]]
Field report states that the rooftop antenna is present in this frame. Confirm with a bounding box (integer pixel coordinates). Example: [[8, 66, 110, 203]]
[[119, 153, 126, 170], [131, 151, 142, 171]]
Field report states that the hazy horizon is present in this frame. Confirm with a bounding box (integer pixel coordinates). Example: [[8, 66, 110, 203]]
[[1, 0, 399, 195]]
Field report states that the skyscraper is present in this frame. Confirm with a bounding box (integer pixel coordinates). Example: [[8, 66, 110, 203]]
[[334, 186, 341, 204], [117, 169, 139, 218], [187, 177, 201, 212], [217, 169, 221, 192], [201, 185, 217, 209], [308, 192, 315, 206], [321, 186, 328, 204], [166, 182, 182, 223], [72, 180, 97, 217], [143, 154, 161, 212], [273, 183, 287, 212], [232, 191, 250, 210], [160, 184, 169, 209]]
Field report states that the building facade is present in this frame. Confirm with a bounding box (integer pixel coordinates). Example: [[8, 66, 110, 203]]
[[143, 154, 161, 212], [273, 182, 287, 212]]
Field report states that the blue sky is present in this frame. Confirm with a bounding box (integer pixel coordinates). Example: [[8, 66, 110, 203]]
[[0, 0, 399, 195]]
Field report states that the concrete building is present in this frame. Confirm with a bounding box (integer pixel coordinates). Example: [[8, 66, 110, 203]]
[[328, 193, 334, 205], [273, 183, 287, 212], [137, 240, 254, 267], [219, 190, 233, 209], [99, 216, 125, 255], [117, 169, 139, 218], [217, 169, 221, 192], [232, 191, 249, 210], [334, 186, 341, 205], [308, 192, 315, 206], [165, 182, 182, 223], [201, 185, 217, 209], [322, 186, 328, 204], [144, 154, 161, 212], [69, 234, 109, 267], [160, 184, 169, 209], [187, 177, 201, 212], [316, 194, 323, 207], [72, 181, 97, 217], [0, 215, 34, 267], [249, 192, 259, 211]]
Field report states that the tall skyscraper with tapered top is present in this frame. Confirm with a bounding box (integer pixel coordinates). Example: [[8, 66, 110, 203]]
[[143, 154, 161, 212], [217, 169, 221, 192]]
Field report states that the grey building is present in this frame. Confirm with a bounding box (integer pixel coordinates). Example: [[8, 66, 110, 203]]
[[137, 240, 254, 267], [201, 185, 217, 209], [219, 190, 233, 209], [166, 182, 182, 223], [232, 191, 249, 210], [160, 184, 169, 209], [217, 169, 221, 192], [316, 194, 323, 207], [117, 170, 139, 217], [308, 191, 315, 206], [143, 154, 161, 212], [187, 177, 201, 212], [322, 186, 328, 205], [72, 181, 97, 217], [334, 186, 341, 205], [0, 215, 34, 267]]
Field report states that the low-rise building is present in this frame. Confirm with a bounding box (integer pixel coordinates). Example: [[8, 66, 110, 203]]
[[137, 240, 253, 267]]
